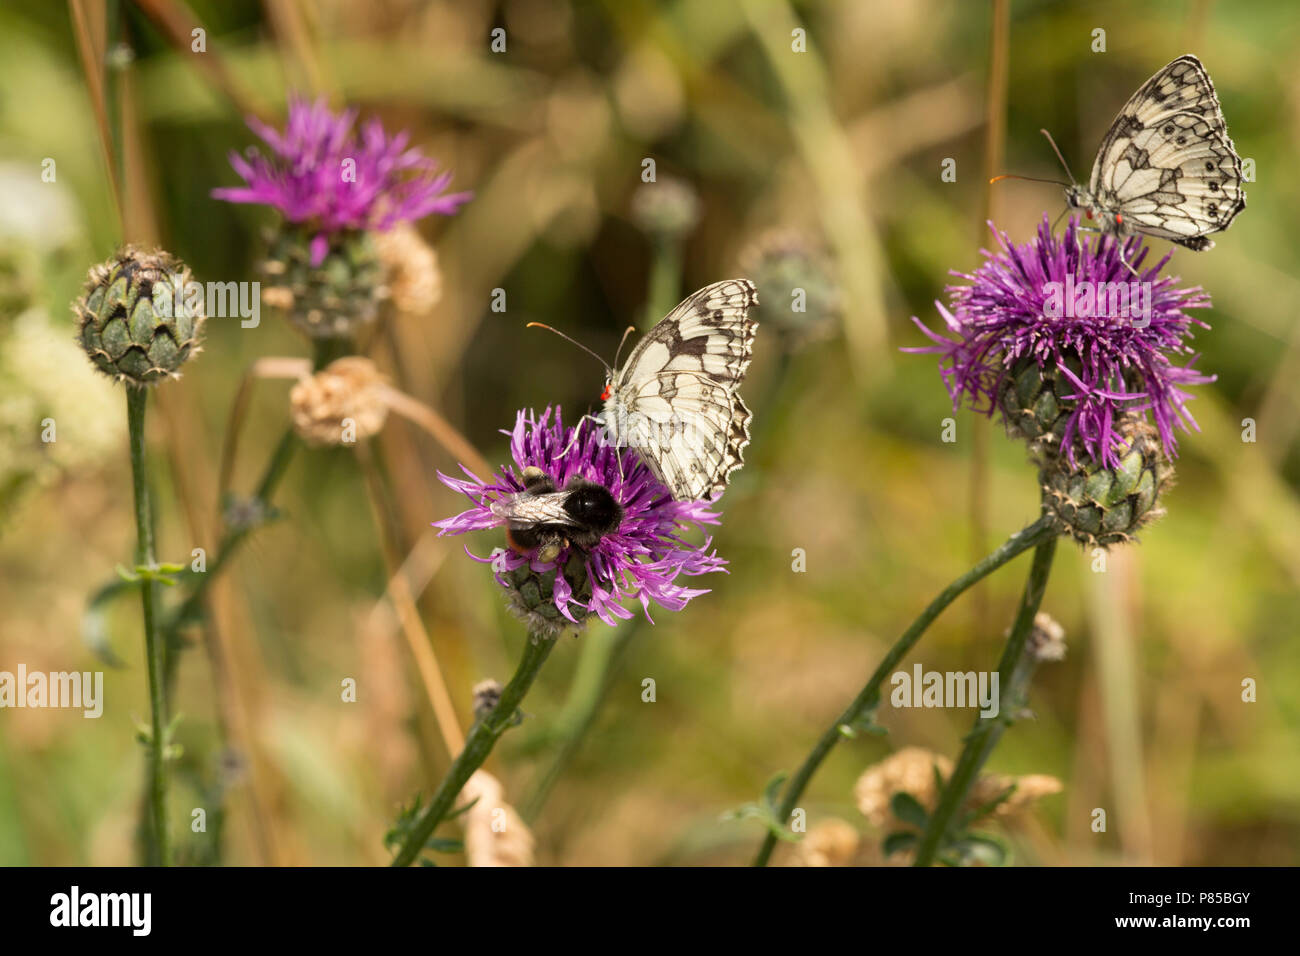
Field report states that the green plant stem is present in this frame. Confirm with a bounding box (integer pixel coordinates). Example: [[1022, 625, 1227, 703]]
[[163, 427, 298, 700], [644, 238, 682, 328], [312, 336, 355, 369], [521, 621, 640, 821], [127, 386, 169, 866], [751, 514, 1057, 867], [912, 536, 1058, 867], [515, 222, 686, 823], [391, 634, 557, 867]]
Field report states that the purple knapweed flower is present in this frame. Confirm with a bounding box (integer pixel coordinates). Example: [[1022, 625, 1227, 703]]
[[212, 96, 471, 265], [907, 216, 1214, 465], [436, 407, 727, 636]]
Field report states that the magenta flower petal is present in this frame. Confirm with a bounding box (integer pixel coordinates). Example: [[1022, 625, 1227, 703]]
[[908, 216, 1214, 464], [212, 95, 472, 236], [434, 407, 727, 627]]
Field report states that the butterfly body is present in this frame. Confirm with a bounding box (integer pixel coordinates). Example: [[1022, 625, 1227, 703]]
[[600, 279, 758, 502], [1064, 55, 1245, 253]]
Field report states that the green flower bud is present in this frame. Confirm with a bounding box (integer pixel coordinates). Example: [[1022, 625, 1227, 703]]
[[630, 175, 700, 241], [261, 224, 389, 340], [996, 354, 1085, 455], [1042, 414, 1173, 548], [502, 550, 592, 639], [739, 228, 840, 346], [75, 247, 205, 386]]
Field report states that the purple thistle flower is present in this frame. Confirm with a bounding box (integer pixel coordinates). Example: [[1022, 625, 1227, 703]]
[[907, 216, 1215, 465], [435, 407, 727, 633], [212, 96, 472, 266]]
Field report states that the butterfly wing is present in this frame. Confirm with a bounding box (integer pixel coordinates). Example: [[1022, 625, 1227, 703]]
[[607, 279, 758, 501], [617, 278, 758, 389], [620, 371, 753, 501], [1088, 55, 1245, 248]]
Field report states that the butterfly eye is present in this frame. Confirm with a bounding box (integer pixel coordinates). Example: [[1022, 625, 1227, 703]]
[[1085, 209, 1093, 220], [1115, 214, 1124, 225], [600, 385, 611, 401]]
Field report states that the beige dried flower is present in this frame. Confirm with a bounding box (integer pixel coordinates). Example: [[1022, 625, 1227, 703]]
[[471, 679, 503, 720], [1028, 612, 1068, 662], [459, 770, 534, 867], [794, 819, 861, 867], [374, 223, 441, 316], [855, 748, 1062, 831], [967, 772, 1064, 819], [854, 747, 952, 828], [289, 356, 390, 447]]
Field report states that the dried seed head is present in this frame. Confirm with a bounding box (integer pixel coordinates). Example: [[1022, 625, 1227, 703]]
[[967, 772, 1064, 819], [1027, 612, 1067, 662], [854, 747, 952, 828], [793, 819, 861, 867], [374, 223, 441, 316], [289, 356, 389, 446], [471, 679, 503, 720]]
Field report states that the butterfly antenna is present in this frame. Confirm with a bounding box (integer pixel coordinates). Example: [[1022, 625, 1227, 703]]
[[988, 173, 1072, 187], [612, 325, 637, 370], [525, 323, 611, 374], [1038, 128, 1077, 184]]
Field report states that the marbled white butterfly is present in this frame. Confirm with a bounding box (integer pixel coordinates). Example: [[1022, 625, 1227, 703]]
[[998, 55, 1245, 263], [600, 279, 758, 502], [531, 279, 758, 503]]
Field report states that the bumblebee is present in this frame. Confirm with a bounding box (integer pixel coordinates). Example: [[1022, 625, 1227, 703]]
[[490, 467, 623, 563]]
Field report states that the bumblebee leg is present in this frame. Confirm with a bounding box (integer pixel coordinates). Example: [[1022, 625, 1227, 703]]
[[536, 537, 565, 564], [520, 466, 555, 493]]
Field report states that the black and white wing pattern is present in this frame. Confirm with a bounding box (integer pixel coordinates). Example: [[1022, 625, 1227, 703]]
[[1085, 54, 1245, 250], [603, 279, 758, 502]]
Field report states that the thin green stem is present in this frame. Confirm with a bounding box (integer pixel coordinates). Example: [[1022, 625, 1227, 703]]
[[912, 536, 1058, 867], [521, 622, 640, 822], [644, 238, 682, 328], [163, 427, 298, 700], [311, 336, 355, 369], [391, 634, 558, 867], [127, 386, 169, 866], [751, 514, 1057, 867], [516, 221, 686, 823]]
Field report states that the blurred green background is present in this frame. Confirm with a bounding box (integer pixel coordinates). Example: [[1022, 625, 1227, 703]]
[[1, 0, 1297, 866]]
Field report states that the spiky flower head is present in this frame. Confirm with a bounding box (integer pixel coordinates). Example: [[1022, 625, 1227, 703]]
[[1042, 412, 1173, 548], [739, 228, 840, 347], [908, 217, 1213, 466], [213, 96, 471, 264], [259, 224, 388, 339], [74, 246, 204, 387], [630, 174, 700, 241], [436, 407, 727, 638], [214, 96, 470, 339]]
